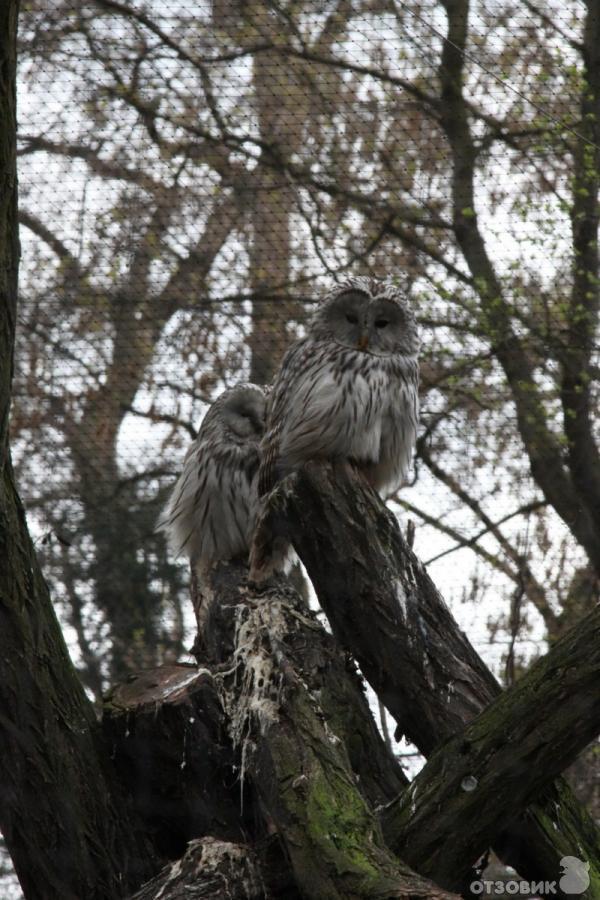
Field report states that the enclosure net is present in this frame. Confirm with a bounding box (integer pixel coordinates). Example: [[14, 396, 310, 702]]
[[11, 0, 599, 754]]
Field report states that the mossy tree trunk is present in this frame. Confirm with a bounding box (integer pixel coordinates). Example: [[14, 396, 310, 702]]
[[0, 6, 157, 896], [167, 561, 459, 900], [265, 461, 600, 895], [103, 530, 600, 898], [383, 603, 600, 891]]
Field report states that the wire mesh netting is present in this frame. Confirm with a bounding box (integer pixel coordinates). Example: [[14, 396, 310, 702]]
[[4, 4, 600, 889]]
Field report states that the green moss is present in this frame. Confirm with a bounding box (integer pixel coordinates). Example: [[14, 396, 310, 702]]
[[271, 694, 386, 893], [303, 769, 382, 887]]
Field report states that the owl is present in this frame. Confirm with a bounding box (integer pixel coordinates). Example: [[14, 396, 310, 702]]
[[157, 383, 267, 574], [258, 277, 420, 498]]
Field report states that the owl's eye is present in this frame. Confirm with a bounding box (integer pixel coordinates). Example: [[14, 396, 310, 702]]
[[345, 313, 359, 325], [374, 318, 389, 329]]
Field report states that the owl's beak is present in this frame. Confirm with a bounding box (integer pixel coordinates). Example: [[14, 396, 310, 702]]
[[358, 333, 369, 351]]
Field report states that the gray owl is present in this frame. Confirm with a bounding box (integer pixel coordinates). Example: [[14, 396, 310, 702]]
[[157, 383, 267, 574], [259, 277, 420, 498]]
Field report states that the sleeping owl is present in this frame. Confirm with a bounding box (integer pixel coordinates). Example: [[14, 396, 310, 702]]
[[157, 383, 267, 574], [258, 276, 420, 498]]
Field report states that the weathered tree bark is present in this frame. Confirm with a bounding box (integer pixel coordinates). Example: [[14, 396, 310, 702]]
[[102, 665, 249, 860], [130, 838, 265, 900], [262, 461, 499, 752], [193, 562, 408, 814], [266, 461, 600, 894], [194, 562, 458, 899], [103, 571, 412, 896], [105, 670, 302, 898], [384, 602, 600, 890], [0, 8, 157, 896]]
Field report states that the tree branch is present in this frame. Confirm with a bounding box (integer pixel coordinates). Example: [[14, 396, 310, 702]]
[[415, 441, 559, 632], [384, 603, 600, 891], [18, 135, 163, 194], [196, 562, 458, 899], [436, 0, 600, 571], [560, 0, 600, 533], [130, 838, 265, 900], [265, 461, 600, 892]]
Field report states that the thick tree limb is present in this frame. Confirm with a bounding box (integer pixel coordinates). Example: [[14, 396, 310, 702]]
[[264, 461, 499, 753], [194, 563, 408, 815], [0, 6, 157, 895], [384, 602, 600, 891], [102, 572, 411, 896], [129, 838, 265, 900], [196, 562, 458, 899], [102, 665, 248, 860], [266, 461, 600, 893]]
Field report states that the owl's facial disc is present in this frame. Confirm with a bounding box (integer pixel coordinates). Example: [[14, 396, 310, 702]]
[[314, 284, 418, 356]]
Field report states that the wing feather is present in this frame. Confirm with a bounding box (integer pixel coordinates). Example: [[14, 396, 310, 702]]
[[258, 339, 313, 495]]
